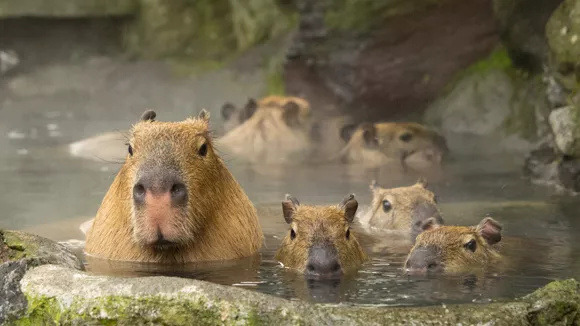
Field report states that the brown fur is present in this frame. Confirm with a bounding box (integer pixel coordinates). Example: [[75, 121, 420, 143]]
[[275, 196, 368, 274], [405, 217, 502, 274], [85, 111, 263, 263], [339, 122, 448, 168], [361, 180, 443, 241], [217, 104, 311, 163]]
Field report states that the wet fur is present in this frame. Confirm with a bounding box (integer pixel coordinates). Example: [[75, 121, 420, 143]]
[[275, 203, 368, 274], [85, 113, 263, 263], [339, 122, 448, 167], [406, 220, 502, 274]]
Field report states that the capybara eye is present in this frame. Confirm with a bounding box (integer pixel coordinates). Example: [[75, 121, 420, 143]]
[[128, 144, 133, 156], [346, 228, 350, 240], [464, 239, 477, 252], [290, 229, 296, 240], [382, 200, 392, 212], [198, 143, 208, 157], [399, 132, 413, 142]]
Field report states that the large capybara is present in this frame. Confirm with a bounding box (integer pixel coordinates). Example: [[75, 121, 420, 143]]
[[275, 194, 368, 278], [405, 217, 502, 274], [68, 130, 127, 162], [360, 179, 444, 243], [85, 109, 263, 263], [339, 122, 449, 169]]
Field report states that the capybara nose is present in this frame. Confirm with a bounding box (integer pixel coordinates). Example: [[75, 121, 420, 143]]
[[405, 245, 443, 274], [306, 243, 342, 278], [133, 172, 188, 206]]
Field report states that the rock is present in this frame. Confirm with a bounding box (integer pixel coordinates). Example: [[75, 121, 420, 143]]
[[123, 0, 293, 60], [492, 0, 563, 71], [546, 0, 580, 68], [13, 264, 580, 325], [285, 0, 498, 121], [0, 230, 82, 324], [549, 106, 580, 156], [425, 68, 514, 136], [0, 0, 138, 18]]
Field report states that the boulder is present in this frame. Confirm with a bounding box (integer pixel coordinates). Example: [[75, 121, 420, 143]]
[[13, 264, 580, 325], [0, 0, 137, 18], [549, 106, 580, 156], [0, 230, 82, 324]]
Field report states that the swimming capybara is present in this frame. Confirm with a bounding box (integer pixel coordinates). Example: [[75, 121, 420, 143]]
[[360, 179, 444, 243], [338, 122, 449, 168], [275, 194, 368, 278], [405, 217, 502, 274], [217, 98, 313, 163], [221, 96, 311, 132], [85, 109, 263, 263]]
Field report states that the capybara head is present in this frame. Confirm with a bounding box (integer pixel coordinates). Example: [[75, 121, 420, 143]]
[[85, 109, 263, 262], [126, 110, 221, 248], [339, 122, 449, 166], [221, 96, 310, 132], [275, 194, 368, 278], [405, 217, 502, 274], [362, 179, 444, 242]]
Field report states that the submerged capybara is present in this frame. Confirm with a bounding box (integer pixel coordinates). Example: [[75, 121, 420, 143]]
[[221, 96, 310, 132], [339, 122, 449, 168], [218, 97, 313, 163], [405, 217, 502, 274], [85, 110, 263, 263], [360, 179, 444, 243], [275, 194, 368, 278], [68, 130, 127, 162]]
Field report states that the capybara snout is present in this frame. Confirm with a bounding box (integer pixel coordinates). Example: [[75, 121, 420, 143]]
[[306, 242, 342, 278], [404, 245, 444, 274], [132, 169, 188, 207]]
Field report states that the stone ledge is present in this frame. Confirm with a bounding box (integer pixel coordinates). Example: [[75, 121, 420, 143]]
[[14, 264, 580, 325], [0, 0, 138, 18]]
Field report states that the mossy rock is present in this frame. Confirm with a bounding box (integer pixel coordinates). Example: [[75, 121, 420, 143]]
[[0, 0, 137, 17], [546, 0, 580, 90], [12, 264, 580, 325], [123, 0, 295, 61], [0, 230, 82, 324]]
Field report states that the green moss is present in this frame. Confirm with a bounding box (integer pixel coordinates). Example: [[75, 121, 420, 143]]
[[325, 0, 447, 33], [4, 231, 33, 261]]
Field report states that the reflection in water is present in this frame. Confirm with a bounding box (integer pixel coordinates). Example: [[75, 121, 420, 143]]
[[2, 102, 579, 305]]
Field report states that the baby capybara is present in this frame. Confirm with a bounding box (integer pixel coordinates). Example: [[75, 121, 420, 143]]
[[85, 110, 263, 263], [360, 180, 444, 242], [405, 217, 502, 274], [275, 194, 368, 278], [339, 122, 449, 168]]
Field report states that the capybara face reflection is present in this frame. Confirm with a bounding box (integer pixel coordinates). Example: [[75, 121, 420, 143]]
[[275, 194, 367, 278], [339, 122, 449, 168], [362, 180, 444, 242], [405, 217, 502, 274], [85, 110, 263, 263]]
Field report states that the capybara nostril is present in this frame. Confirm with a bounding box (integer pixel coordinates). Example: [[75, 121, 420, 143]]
[[170, 182, 187, 205], [306, 243, 342, 277], [133, 183, 146, 205]]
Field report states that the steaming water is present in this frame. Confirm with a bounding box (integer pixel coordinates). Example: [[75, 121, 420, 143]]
[[2, 62, 580, 306]]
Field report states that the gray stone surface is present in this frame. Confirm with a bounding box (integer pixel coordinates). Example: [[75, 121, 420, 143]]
[[0, 0, 138, 18], [14, 264, 580, 325], [0, 230, 82, 324], [549, 106, 578, 156]]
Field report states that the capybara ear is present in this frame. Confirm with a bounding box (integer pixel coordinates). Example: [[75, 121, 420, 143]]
[[141, 110, 156, 122], [339, 194, 358, 224], [221, 103, 236, 120], [416, 177, 428, 189], [282, 194, 300, 224], [476, 217, 502, 245], [239, 98, 258, 122], [282, 101, 301, 127], [340, 123, 358, 143], [198, 109, 210, 121], [360, 123, 378, 146]]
